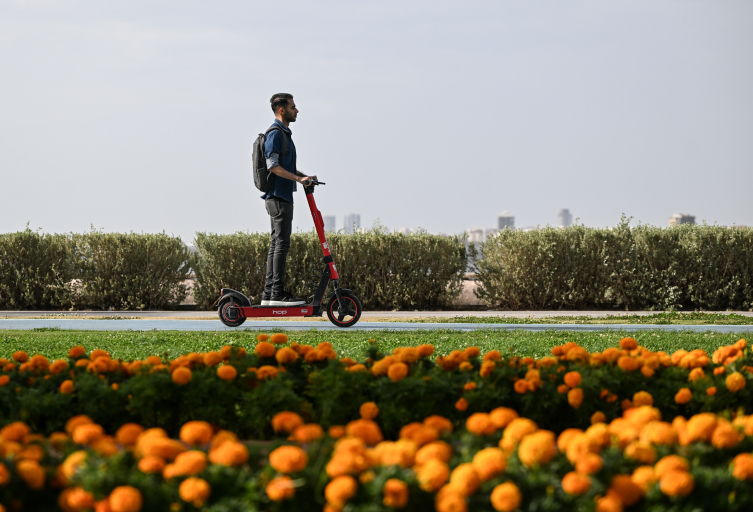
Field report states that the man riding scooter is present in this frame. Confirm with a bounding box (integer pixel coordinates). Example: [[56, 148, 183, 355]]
[[260, 93, 318, 307]]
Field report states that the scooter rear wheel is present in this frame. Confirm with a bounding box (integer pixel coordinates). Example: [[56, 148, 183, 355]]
[[326, 291, 362, 328], [218, 297, 246, 327]]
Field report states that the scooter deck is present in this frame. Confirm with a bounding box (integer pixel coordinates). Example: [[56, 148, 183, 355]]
[[238, 305, 316, 318]]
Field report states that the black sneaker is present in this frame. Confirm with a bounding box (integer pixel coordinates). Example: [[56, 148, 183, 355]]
[[269, 292, 305, 307], [260, 294, 271, 306]]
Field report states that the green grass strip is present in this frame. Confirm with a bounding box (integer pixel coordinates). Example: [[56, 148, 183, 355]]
[[1, 328, 749, 361]]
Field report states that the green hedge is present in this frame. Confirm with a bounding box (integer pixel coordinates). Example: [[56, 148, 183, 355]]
[[0, 230, 192, 310], [475, 219, 753, 310], [193, 229, 470, 310]]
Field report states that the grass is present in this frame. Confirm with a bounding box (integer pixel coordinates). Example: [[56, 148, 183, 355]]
[[406, 312, 753, 325], [0, 328, 749, 362]]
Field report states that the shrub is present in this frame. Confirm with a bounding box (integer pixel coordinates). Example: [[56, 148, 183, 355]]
[[70, 231, 192, 310], [476, 218, 753, 310], [193, 228, 469, 310], [0, 228, 73, 309]]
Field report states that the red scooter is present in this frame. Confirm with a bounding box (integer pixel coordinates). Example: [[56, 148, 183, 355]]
[[215, 180, 362, 328]]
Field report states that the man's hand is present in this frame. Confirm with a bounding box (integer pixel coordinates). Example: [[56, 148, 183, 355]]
[[300, 175, 318, 186]]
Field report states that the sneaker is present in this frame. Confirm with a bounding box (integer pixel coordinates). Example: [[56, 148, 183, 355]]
[[269, 292, 305, 307], [260, 293, 271, 306]]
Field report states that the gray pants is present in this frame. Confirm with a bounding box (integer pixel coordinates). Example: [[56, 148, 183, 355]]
[[264, 197, 293, 297]]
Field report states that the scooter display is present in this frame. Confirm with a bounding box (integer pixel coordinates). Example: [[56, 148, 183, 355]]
[[215, 180, 362, 328]]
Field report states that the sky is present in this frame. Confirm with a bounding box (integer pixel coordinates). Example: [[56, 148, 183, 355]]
[[1, 0, 751, 244]]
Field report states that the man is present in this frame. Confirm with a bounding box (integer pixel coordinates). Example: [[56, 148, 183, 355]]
[[260, 93, 317, 306]]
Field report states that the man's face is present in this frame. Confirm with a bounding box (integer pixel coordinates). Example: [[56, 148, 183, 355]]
[[280, 99, 298, 123]]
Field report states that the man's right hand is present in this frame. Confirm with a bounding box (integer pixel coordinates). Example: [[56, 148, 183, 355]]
[[300, 176, 313, 186]]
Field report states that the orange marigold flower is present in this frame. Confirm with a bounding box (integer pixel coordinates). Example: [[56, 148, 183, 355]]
[[608, 474, 644, 507], [16, 459, 45, 489], [557, 384, 569, 394], [65, 486, 96, 510], [466, 413, 496, 436], [563, 371, 582, 388], [345, 418, 383, 445], [568, 388, 584, 408], [12, 351, 29, 363], [180, 421, 213, 446], [685, 413, 717, 443], [201, 351, 221, 366], [272, 412, 304, 434], [591, 411, 607, 424], [713, 366, 726, 375], [620, 337, 638, 350], [382, 478, 409, 508], [388, 362, 409, 382], [138, 455, 166, 473], [266, 476, 295, 501], [255, 342, 276, 358], [732, 453, 753, 481], [617, 356, 641, 372], [0, 375, 9, 387], [109, 485, 143, 512], [576, 452, 603, 475], [73, 423, 105, 445], [60, 379, 75, 394], [270, 333, 289, 344], [595, 494, 623, 512], [710, 419, 740, 449], [325, 475, 358, 508], [631, 465, 657, 492], [480, 360, 496, 377], [490, 481, 522, 512], [459, 361, 473, 372], [562, 471, 590, 495], [179, 477, 211, 507], [415, 441, 453, 465], [659, 470, 694, 497], [489, 407, 519, 429], [674, 388, 692, 404], [399, 423, 439, 447], [449, 462, 480, 496], [256, 333, 270, 342], [293, 424, 324, 443], [171, 366, 192, 385], [217, 365, 237, 381], [139, 437, 186, 461], [706, 386, 717, 396], [417, 344, 435, 357], [209, 440, 249, 466], [556, 428, 583, 452], [60, 451, 87, 483], [1, 421, 30, 442], [359, 402, 379, 420], [688, 367, 705, 382], [455, 398, 468, 411], [624, 441, 656, 465], [68, 346, 86, 358], [269, 445, 308, 473], [424, 415, 454, 434], [655, 455, 689, 478], [171, 450, 207, 476], [471, 447, 506, 481], [464, 346, 481, 359], [416, 459, 450, 492], [725, 372, 746, 392], [328, 425, 345, 438], [464, 382, 477, 391], [639, 421, 676, 445], [514, 379, 529, 394], [632, 391, 653, 407], [484, 350, 502, 362], [501, 418, 538, 448], [518, 430, 556, 468], [275, 347, 298, 365]]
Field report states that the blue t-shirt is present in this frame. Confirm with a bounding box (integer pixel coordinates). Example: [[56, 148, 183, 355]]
[[262, 119, 297, 204]]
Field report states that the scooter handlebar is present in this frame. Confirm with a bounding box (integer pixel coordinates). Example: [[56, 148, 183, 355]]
[[303, 179, 324, 194]]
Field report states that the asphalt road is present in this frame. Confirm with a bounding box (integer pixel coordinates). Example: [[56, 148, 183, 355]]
[[1, 319, 751, 332]]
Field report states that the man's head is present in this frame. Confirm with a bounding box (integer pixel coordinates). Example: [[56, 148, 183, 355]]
[[270, 93, 297, 124]]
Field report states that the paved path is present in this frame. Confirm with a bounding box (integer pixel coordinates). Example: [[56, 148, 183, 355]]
[[1, 319, 751, 332]]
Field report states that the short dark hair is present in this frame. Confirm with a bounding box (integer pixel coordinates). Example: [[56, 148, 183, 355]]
[[270, 93, 293, 113]]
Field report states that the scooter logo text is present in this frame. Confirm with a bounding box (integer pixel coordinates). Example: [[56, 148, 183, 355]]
[[272, 310, 287, 315]]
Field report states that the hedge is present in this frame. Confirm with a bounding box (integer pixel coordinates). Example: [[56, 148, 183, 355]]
[[475, 219, 753, 311], [0, 230, 192, 310], [192, 229, 470, 310]]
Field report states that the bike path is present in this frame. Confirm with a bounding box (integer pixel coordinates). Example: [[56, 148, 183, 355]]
[[1, 319, 751, 332]]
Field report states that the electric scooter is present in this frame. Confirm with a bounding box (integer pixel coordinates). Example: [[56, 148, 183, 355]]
[[215, 180, 362, 328]]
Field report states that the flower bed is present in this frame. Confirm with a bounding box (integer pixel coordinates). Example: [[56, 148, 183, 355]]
[[0, 336, 751, 511]]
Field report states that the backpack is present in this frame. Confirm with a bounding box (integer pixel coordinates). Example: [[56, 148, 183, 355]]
[[252, 126, 289, 193]]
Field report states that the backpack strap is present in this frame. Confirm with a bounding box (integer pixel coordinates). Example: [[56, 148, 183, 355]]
[[264, 126, 289, 156]]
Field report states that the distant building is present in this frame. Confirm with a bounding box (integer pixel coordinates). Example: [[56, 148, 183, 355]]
[[343, 213, 361, 234], [498, 211, 515, 230], [397, 227, 411, 235], [668, 213, 695, 227], [468, 227, 498, 243], [557, 209, 573, 228], [323, 216, 336, 232]]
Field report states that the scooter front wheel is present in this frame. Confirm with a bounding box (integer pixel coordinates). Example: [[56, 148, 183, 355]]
[[218, 297, 246, 327], [326, 291, 362, 328]]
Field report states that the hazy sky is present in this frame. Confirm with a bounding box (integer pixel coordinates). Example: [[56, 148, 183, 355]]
[[1, 0, 751, 243]]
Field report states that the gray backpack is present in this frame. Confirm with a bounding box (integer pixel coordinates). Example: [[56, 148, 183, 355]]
[[252, 126, 289, 193]]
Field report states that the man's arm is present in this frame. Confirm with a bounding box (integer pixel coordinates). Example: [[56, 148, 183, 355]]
[[269, 164, 312, 185]]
